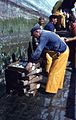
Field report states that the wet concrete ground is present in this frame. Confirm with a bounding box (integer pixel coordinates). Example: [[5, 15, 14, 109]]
[[0, 62, 75, 120]]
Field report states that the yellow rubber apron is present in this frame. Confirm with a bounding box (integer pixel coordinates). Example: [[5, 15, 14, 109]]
[[45, 47, 69, 93]]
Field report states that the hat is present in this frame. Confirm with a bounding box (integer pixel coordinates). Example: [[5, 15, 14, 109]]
[[31, 25, 41, 36]]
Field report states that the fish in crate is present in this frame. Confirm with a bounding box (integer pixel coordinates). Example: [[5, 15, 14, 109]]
[[18, 62, 43, 96]]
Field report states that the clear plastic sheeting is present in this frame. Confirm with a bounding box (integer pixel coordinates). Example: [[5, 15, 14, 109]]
[[9, 0, 60, 16]]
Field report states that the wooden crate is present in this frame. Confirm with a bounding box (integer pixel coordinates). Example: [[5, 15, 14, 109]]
[[5, 61, 43, 96]]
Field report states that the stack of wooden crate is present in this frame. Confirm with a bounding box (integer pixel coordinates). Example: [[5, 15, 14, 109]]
[[5, 61, 43, 96]]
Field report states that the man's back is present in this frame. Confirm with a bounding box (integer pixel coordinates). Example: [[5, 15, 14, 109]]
[[44, 22, 54, 32]]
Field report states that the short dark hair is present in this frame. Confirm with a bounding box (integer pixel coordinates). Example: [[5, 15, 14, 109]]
[[49, 15, 57, 21]]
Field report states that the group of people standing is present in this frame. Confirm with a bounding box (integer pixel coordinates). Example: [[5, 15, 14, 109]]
[[26, 13, 70, 95], [26, 2, 76, 95]]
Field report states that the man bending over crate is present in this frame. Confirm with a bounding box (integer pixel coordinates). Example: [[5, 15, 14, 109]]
[[26, 25, 69, 94]]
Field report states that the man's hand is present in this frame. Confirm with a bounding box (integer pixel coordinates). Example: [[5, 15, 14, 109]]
[[26, 62, 33, 71], [64, 37, 69, 42]]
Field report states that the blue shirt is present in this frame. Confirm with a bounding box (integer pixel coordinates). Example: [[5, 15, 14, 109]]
[[44, 22, 55, 32], [31, 30, 67, 62]]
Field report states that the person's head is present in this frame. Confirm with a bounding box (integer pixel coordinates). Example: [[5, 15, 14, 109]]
[[39, 17, 45, 26], [31, 26, 41, 38], [49, 15, 57, 24]]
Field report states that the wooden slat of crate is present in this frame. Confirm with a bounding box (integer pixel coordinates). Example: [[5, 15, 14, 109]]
[[17, 74, 43, 96]]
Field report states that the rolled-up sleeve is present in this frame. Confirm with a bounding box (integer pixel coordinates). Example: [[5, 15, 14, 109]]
[[31, 36, 48, 62]]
